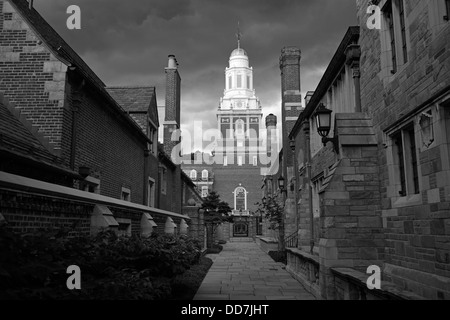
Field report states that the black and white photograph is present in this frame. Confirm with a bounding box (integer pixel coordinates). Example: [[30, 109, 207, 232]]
[[0, 0, 449, 308]]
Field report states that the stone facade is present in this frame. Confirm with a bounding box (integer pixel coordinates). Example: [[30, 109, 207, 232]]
[[356, 0, 450, 299], [281, 1, 450, 300]]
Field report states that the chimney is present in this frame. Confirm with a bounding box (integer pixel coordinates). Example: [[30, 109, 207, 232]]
[[163, 54, 181, 158], [279, 47, 302, 174], [265, 114, 277, 158]]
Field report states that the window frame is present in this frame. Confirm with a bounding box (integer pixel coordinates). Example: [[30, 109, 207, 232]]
[[121, 187, 131, 202], [202, 169, 209, 181], [190, 169, 197, 180]]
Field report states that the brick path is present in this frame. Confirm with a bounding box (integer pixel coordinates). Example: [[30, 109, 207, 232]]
[[193, 240, 316, 300]]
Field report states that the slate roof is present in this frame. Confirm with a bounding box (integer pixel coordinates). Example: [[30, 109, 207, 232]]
[[106, 87, 155, 113], [0, 97, 76, 176]]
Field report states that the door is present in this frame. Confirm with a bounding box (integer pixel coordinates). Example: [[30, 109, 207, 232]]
[[233, 222, 248, 237]]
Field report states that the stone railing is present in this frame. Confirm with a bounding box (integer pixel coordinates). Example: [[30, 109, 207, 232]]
[[285, 248, 321, 299], [331, 268, 426, 300]]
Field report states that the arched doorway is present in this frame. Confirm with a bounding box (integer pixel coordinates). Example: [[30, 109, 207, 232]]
[[233, 222, 248, 237]]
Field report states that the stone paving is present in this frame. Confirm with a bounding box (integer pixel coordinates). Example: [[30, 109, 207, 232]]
[[194, 240, 316, 300]]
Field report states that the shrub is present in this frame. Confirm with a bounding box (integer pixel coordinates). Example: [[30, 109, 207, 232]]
[[0, 226, 203, 300]]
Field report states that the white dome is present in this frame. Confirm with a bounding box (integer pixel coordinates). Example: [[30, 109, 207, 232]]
[[230, 48, 248, 57]]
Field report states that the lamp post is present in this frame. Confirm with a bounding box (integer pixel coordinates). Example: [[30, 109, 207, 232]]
[[313, 103, 339, 154]]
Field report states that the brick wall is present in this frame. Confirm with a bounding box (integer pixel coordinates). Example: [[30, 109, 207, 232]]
[[69, 78, 147, 205], [0, 189, 92, 236], [212, 165, 263, 214], [357, 0, 450, 299], [0, 0, 67, 156]]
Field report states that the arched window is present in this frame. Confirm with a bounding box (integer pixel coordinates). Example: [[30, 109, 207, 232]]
[[234, 186, 247, 211], [190, 170, 197, 180], [202, 169, 209, 180], [235, 119, 245, 136]]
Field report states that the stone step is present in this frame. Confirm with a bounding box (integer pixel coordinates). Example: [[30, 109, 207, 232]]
[[229, 237, 254, 243]]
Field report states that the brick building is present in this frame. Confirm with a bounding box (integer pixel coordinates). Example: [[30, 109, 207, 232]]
[[275, 0, 450, 300], [181, 40, 275, 241], [0, 0, 203, 241]]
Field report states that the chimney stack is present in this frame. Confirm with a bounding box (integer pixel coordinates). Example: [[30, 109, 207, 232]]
[[164, 55, 181, 159], [279, 47, 302, 172], [265, 114, 277, 158]]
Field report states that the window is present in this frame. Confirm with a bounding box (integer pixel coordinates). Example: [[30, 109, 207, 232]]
[[148, 178, 155, 207], [253, 156, 258, 166], [234, 186, 247, 211], [382, 0, 409, 74], [121, 187, 131, 202], [201, 186, 209, 198], [236, 119, 245, 135], [79, 176, 100, 194], [392, 124, 420, 196], [190, 169, 197, 180], [202, 170, 209, 180], [238, 156, 243, 166], [237, 75, 242, 88], [148, 125, 157, 155]]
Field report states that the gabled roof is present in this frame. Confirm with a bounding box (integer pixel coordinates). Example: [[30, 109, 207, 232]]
[[7, 0, 152, 144], [8, 0, 104, 88], [0, 96, 77, 176], [106, 86, 156, 113]]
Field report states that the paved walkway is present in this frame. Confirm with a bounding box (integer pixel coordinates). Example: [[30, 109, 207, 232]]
[[194, 241, 316, 300]]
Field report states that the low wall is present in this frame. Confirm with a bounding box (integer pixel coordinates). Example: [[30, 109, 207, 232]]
[[285, 248, 321, 299], [255, 236, 279, 253], [0, 171, 198, 241], [331, 268, 426, 300]]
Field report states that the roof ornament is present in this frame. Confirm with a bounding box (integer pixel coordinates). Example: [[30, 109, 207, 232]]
[[236, 21, 242, 49]]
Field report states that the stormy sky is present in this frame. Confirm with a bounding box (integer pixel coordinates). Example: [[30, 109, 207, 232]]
[[34, 0, 358, 152]]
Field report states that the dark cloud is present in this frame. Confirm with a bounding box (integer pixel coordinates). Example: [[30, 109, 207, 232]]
[[35, 0, 357, 150]]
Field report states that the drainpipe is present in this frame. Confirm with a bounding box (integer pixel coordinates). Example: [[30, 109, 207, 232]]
[[303, 120, 314, 254], [70, 77, 85, 171]]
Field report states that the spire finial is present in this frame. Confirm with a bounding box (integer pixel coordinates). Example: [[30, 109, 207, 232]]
[[236, 21, 242, 49]]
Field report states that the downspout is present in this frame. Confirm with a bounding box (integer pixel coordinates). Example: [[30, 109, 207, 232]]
[[70, 77, 85, 171]]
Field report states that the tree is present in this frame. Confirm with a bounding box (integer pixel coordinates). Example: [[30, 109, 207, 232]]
[[200, 191, 232, 248], [255, 195, 285, 251]]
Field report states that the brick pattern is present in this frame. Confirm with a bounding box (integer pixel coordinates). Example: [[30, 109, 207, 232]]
[[0, 0, 67, 154], [70, 84, 146, 204], [0, 189, 92, 236]]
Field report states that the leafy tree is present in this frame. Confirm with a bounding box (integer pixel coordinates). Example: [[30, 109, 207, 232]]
[[255, 195, 285, 251], [200, 191, 232, 248]]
